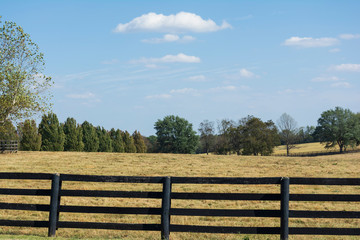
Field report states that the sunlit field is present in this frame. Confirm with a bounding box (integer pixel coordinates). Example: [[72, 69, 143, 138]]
[[1, 151, 360, 239], [273, 142, 360, 155]]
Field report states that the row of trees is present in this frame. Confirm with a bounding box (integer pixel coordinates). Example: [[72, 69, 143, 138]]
[[149, 107, 360, 155], [3, 113, 147, 153]]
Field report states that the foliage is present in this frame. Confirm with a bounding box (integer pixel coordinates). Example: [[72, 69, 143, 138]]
[[38, 113, 65, 151], [96, 126, 112, 152], [198, 120, 215, 155], [81, 121, 99, 152], [132, 130, 147, 153], [0, 119, 18, 140], [122, 130, 136, 153], [144, 135, 158, 153], [154, 115, 199, 154], [0, 17, 52, 127], [277, 113, 298, 156], [110, 128, 125, 153], [214, 119, 235, 154], [63, 117, 84, 151], [18, 119, 41, 151], [239, 116, 280, 156], [314, 107, 360, 153]]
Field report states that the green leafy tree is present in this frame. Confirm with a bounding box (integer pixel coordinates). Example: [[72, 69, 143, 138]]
[[240, 116, 280, 156], [0, 17, 52, 128], [63, 117, 84, 151], [144, 135, 159, 153], [81, 121, 99, 152], [154, 115, 199, 154], [198, 120, 215, 155], [18, 119, 41, 151], [38, 113, 65, 151], [110, 128, 125, 153], [132, 130, 147, 153], [314, 107, 360, 153], [215, 119, 235, 155], [97, 126, 112, 152], [122, 130, 136, 153]]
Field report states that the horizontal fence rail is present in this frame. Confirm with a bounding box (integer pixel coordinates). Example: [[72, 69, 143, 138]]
[[0, 140, 18, 153], [0, 173, 359, 239]]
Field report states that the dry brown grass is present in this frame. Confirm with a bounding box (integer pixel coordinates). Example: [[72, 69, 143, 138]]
[[0, 151, 360, 239]]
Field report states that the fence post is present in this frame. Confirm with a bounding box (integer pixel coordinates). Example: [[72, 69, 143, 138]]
[[48, 173, 61, 237], [280, 177, 290, 240], [161, 176, 171, 240]]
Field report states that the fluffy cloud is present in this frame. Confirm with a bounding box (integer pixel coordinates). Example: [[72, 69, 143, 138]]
[[114, 12, 231, 33], [170, 88, 197, 94], [142, 34, 196, 43], [333, 64, 360, 72], [133, 53, 201, 64], [283, 37, 339, 48], [339, 34, 360, 40]]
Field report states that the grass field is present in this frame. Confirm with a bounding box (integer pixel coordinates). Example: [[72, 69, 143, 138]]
[[0, 150, 360, 239], [273, 142, 360, 155]]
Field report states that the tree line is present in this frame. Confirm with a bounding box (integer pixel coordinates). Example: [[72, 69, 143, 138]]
[[0, 113, 147, 153], [146, 107, 360, 156]]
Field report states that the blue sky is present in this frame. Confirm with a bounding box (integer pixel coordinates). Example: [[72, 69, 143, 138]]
[[2, 0, 360, 136]]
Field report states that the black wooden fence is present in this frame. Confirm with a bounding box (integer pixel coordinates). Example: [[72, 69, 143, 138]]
[[0, 140, 18, 153], [0, 173, 359, 239]]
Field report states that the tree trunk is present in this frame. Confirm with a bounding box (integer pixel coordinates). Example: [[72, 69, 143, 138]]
[[286, 144, 290, 156]]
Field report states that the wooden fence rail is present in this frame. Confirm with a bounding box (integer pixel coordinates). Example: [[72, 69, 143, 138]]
[[0, 140, 18, 153], [0, 173, 359, 239]]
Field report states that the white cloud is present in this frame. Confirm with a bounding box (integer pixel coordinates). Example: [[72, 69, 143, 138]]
[[312, 76, 340, 82], [170, 88, 197, 94], [186, 75, 206, 82], [333, 64, 360, 72], [114, 12, 231, 33], [339, 34, 360, 40], [209, 85, 238, 92], [239, 68, 255, 78], [142, 34, 196, 43], [283, 36, 339, 48], [145, 94, 172, 99], [133, 53, 201, 64], [329, 48, 341, 53], [331, 82, 350, 88]]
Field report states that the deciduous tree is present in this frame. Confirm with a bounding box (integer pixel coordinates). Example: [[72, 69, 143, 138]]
[[277, 113, 298, 156], [198, 120, 215, 155], [0, 17, 52, 128], [314, 107, 360, 153], [154, 115, 199, 154]]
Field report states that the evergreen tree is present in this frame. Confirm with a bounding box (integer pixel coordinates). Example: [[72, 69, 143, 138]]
[[110, 128, 125, 153], [18, 119, 41, 151], [63, 117, 84, 151], [132, 130, 147, 153], [122, 130, 136, 153], [38, 113, 65, 151], [97, 126, 112, 152], [0, 120, 18, 140], [81, 121, 99, 152]]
